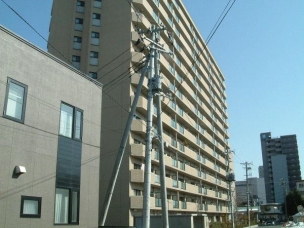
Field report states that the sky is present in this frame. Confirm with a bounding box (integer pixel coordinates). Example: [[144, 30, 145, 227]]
[[0, 0, 303, 181]]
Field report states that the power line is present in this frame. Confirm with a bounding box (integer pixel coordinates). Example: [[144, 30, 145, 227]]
[[0, 0, 73, 66]]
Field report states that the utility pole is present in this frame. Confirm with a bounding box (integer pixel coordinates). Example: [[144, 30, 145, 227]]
[[280, 178, 288, 221], [100, 55, 150, 226], [226, 150, 235, 228], [155, 52, 169, 228], [142, 25, 156, 228], [241, 162, 252, 227], [142, 25, 172, 228]]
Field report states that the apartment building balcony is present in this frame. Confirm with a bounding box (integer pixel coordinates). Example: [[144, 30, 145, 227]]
[[130, 169, 145, 183], [131, 52, 145, 64], [201, 146, 213, 159], [131, 31, 146, 53], [131, 73, 148, 90], [130, 196, 156, 209], [132, 0, 153, 16], [130, 196, 218, 213], [131, 12, 150, 30], [130, 95, 148, 115], [130, 143, 145, 158], [131, 119, 146, 135]]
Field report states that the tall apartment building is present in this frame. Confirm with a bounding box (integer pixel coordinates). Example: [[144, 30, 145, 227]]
[[296, 180, 304, 200], [48, 0, 231, 226], [260, 132, 302, 204]]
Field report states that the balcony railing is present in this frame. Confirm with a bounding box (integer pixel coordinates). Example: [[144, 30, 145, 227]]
[[173, 200, 179, 208], [155, 198, 161, 207], [172, 180, 178, 188], [180, 182, 186, 190]]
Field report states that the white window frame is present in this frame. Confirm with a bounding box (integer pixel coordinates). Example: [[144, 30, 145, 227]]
[[3, 78, 28, 123]]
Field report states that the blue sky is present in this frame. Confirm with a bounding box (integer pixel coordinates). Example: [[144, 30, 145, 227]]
[[0, 0, 303, 181]]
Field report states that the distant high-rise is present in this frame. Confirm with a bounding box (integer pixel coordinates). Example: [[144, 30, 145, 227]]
[[258, 166, 264, 178], [260, 132, 302, 203], [235, 177, 266, 206], [48, 0, 231, 226]]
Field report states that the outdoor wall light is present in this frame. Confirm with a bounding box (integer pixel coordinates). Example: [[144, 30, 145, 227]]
[[15, 166, 26, 174]]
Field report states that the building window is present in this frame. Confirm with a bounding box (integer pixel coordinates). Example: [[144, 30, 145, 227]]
[[72, 55, 80, 69], [153, 0, 159, 7], [89, 72, 98, 79], [134, 189, 141, 196], [91, 31, 100, 45], [177, 106, 183, 116], [178, 124, 184, 134], [74, 18, 83, 31], [152, 11, 159, 23], [76, 1, 84, 13], [3, 78, 28, 123], [59, 103, 83, 140], [177, 90, 183, 99], [20, 196, 41, 218], [93, 0, 102, 8], [176, 73, 182, 83], [176, 57, 181, 67], [134, 163, 141, 169], [54, 188, 79, 224], [170, 100, 176, 110], [171, 118, 177, 129], [90, 51, 99, 65], [92, 13, 101, 26], [73, 36, 82, 49]]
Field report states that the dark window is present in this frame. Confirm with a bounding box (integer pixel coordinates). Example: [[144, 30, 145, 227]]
[[54, 188, 79, 224], [72, 55, 81, 69], [134, 163, 141, 169], [90, 51, 99, 58], [20, 196, 42, 218], [93, 0, 102, 8], [92, 13, 100, 19], [73, 36, 82, 43], [75, 18, 83, 24], [77, 0, 84, 6], [91, 31, 100, 38], [59, 103, 83, 140], [72, 55, 80, 62], [89, 72, 98, 79], [3, 78, 28, 123]]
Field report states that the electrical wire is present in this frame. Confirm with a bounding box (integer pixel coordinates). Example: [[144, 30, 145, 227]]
[[0, 0, 73, 66]]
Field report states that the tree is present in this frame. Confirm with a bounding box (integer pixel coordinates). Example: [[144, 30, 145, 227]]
[[283, 190, 304, 216]]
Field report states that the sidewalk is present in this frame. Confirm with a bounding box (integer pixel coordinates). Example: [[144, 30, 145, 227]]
[[243, 225, 259, 228]]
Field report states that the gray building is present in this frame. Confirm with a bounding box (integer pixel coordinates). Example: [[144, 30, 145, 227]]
[[259, 166, 264, 178], [260, 132, 302, 203], [235, 177, 266, 206], [0, 26, 102, 227]]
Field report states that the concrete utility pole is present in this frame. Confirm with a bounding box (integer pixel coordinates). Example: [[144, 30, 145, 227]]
[[155, 52, 169, 228], [280, 178, 288, 221], [226, 150, 235, 228], [142, 25, 172, 228], [241, 162, 252, 227], [100, 56, 150, 226], [142, 25, 156, 228]]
